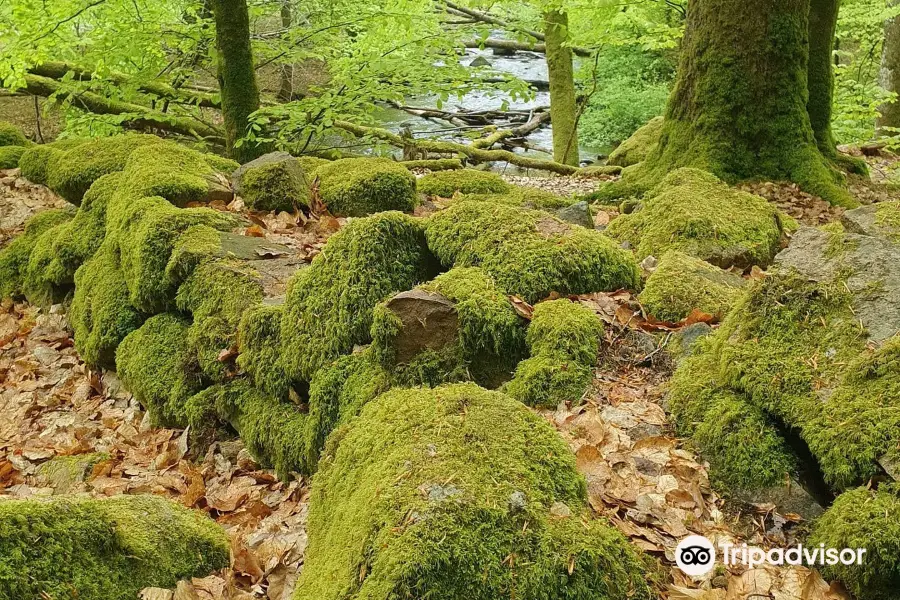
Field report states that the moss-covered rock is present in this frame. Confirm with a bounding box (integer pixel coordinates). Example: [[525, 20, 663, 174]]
[[426, 200, 639, 303], [47, 134, 163, 204], [18, 139, 85, 185], [21, 221, 73, 306], [418, 169, 510, 197], [809, 484, 900, 600], [0, 494, 228, 600], [0, 209, 74, 300], [607, 116, 663, 168], [280, 211, 437, 383], [506, 299, 603, 407], [604, 168, 787, 269], [241, 159, 310, 212], [841, 201, 900, 244], [316, 158, 417, 216], [466, 184, 576, 211], [0, 121, 27, 147], [295, 383, 653, 600], [237, 303, 292, 400], [0, 145, 25, 169], [638, 250, 746, 321], [296, 155, 331, 174], [36, 452, 109, 493], [116, 313, 204, 427]]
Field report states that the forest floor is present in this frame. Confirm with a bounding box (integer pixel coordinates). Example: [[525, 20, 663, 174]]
[[2, 152, 896, 600]]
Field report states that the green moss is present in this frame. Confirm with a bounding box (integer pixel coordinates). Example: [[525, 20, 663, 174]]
[[577, 165, 623, 178], [0, 209, 74, 300], [21, 222, 72, 306], [426, 200, 639, 303], [505, 299, 603, 408], [607, 116, 663, 168], [418, 169, 510, 197], [296, 155, 331, 174], [0, 145, 25, 169], [468, 185, 576, 210], [874, 201, 900, 243], [241, 159, 310, 212], [295, 383, 652, 600], [280, 211, 437, 383], [638, 250, 746, 321], [604, 168, 787, 269], [545, 9, 580, 166], [47, 134, 163, 204], [810, 484, 900, 600], [0, 494, 228, 600], [36, 452, 109, 493], [237, 303, 292, 400], [70, 247, 146, 369], [202, 152, 240, 173], [116, 313, 204, 427], [177, 259, 263, 381], [316, 158, 418, 216], [0, 121, 27, 147], [18, 140, 84, 185]]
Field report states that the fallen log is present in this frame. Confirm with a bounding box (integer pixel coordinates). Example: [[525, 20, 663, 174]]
[[463, 38, 546, 53]]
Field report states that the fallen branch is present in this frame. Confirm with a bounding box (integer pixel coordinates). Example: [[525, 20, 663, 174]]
[[471, 109, 550, 149], [17, 74, 224, 141], [463, 38, 546, 53], [334, 119, 577, 175]]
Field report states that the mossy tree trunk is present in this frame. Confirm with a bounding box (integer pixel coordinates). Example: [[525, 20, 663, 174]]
[[630, 0, 853, 207], [544, 10, 579, 167], [211, 0, 265, 163], [878, 0, 900, 133], [807, 0, 839, 154]]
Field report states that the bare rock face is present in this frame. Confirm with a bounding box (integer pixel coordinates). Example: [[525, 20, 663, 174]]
[[554, 201, 593, 229], [382, 289, 459, 364]]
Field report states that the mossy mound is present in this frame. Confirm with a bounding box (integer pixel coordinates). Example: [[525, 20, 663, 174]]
[[18, 139, 85, 185], [604, 168, 787, 269], [296, 155, 331, 174], [418, 169, 510, 197], [316, 158, 417, 216], [241, 159, 310, 212], [0, 494, 228, 600], [295, 383, 653, 600], [638, 251, 746, 321], [506, 299, 603, 408], [426, 200, 639, 303], [238, 303, 291, 400], [280, 211, 437, 383], [21, 220, 73, 306], [0, 145, 25, 169], [810, 484, 900, 600], [467, 184, 576, 210], [0, 209, 74, 300], [47, 134, 163, 204], [0, 121, 27, 147], [607, 116, 663, 168]]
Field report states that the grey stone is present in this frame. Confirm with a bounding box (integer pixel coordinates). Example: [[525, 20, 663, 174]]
[[508, 491, 527, 512], [735, 478, 825, 522], [670, 322, 713, 361], [382, 289, 460, 364], [469, 56, 492, 67], [841, 201, 900, 243], [554, 201, 593, 229]]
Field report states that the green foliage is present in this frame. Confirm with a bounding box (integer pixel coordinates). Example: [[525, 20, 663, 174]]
[[0, 145, 25, 168], [316, 158, 417, 216], [426, 200, 640, 303], [638, 250, 746, 322], [0, 495, 228, 600], [0, 208, 74, 300], [295, 382, 653, 600], [418, 169, 510, 197], [0, 120, 26, 146]]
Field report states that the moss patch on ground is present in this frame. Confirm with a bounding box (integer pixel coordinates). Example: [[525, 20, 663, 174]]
[[426, 200, 639, 303], [316, 158, 418, 216], [0, 494, 228, 600], [418, 169, 511, 197], [294, 383, 653, 600], [604, 168, 787, 269], [639, 250, 746, 321]]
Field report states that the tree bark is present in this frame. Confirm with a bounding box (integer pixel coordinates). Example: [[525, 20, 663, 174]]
[[618, 0, 853, 207], [211, 0, 265, 162], [277, 0, 295, 102], [878, 0, 900, 133], [544, 10, 579, 167], [807, 0, 839, 154]]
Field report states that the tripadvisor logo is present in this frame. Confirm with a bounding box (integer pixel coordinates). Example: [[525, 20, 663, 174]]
[[675, 535, 867, 575]]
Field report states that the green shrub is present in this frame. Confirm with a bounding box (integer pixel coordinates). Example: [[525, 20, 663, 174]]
[[418, 169, 510, 197], [0, 494, 228, 600], [316, 158, 417, 216]]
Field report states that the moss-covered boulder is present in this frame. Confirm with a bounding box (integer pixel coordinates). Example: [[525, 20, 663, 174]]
[[0, 145, 25, 169], [604, 168, 787, 269], [18, 139, 85, 185], [371, 267, 528, 387], [231, 151, 311, 212], [639, 250, 746, 321], [0, 494, 228, 600], [0, 209, 74, 300], [418, 169, 510, 197], [47, 134, 163, 204], [316, 158, 417, 216], [296, 155, 331, 174], [294, 383, 653, 600], [841, 201, 900, 244], [0, 121, 27, 147], [607, 116, 663, 168], [466, 184, 576, 211], [426, 200, 639, 303], [238, 303, 291, 400], [506, 299, 603, 408], [280, 211, 437, 383]]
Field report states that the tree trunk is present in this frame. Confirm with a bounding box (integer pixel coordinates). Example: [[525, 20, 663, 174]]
[[544, 10, 579, 167], [807, 0, 839, 154], [277, 0, 295, 102], [621, 0, 852, 207], [211, 0, 265, 163], [878, 0, 900, 133]]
